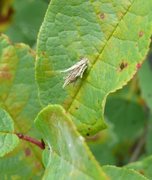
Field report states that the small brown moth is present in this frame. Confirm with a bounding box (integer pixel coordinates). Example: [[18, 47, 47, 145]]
[[61, 57, 89, 88]]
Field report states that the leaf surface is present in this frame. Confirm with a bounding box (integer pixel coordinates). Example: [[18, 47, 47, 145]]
[[36, 0, 152, 135], [105, 97, 145, 141], [103, 165, 147, 180], [35, 105, 107, 180], [0, 34, 40, 133], [0, 108, 19, 157], [126, 155, 152, 180], [0, 34, 43, 178]]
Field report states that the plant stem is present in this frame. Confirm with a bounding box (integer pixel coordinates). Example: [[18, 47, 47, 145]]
[[129, 124, 148, 163], [16, 133, 45, 150]]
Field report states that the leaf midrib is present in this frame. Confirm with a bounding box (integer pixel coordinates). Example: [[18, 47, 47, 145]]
[[47, 147, 105, 180], [65, 0, 134, 112]]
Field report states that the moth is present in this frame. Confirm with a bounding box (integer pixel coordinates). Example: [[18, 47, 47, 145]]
[[61, 57, 89, 88]]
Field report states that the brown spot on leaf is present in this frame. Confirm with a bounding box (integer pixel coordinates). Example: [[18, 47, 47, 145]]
[[0, 66, 12, 80], [28, 48, 36, 57], [24, 148, 31, 156], [139, 170, 145, 175], [35, 162, 42, 170], [99, 13, 105, 20], [139, 31, 144, 37], [119, 62, 128, 71], [0, 7, 14, 24], [136, 63, 141, 69], [42, 51, 47, 57], [138, 98, 146, 106], [42, 51, 45, 55]]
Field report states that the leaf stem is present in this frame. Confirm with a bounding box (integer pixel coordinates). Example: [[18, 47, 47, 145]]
[[16, 133, 45, 150], [129, 123, 148, 163]]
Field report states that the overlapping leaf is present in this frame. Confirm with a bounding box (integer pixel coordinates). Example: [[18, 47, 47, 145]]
[[105, 97, 145, 141], [36, 0, 152, 135], [103, 165, 147, 180], [35, 105, 107, 180], [0, 141, 43, 179], [89, 94, 146, 166], [0, 34, 40, 133], [0, 108, 19, 157], [0, 34, 43, 178], [126, 155, 152, 179]]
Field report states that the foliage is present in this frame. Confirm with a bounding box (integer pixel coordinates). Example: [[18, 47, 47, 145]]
[[0, 0, 152, 179]]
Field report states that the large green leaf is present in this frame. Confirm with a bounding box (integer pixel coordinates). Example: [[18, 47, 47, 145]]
[[126, 155, 152, 179], [0, 108, 19, 157], [35, 105, 107, 180], [103, 165, 147, 180], [36, 0, 152, 136], [0, 34, 43, 178], [0, 34, 40, 133]]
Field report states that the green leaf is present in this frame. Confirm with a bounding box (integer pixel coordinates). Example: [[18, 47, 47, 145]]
[[0, 142, 43, 179], [42, 148, 50, 168], [89, 85, 146, 166], [103, 165, 147, 180], [126, 155, 152, 180], [105, 97, 146, 141], [0, 108, 19, 157], [36, 0, 152, 136], [89, 138, 117, 166], [0, 34, 44, 178], [0, 34, 41, 133], [138, 57, 152, 111], [35, 105, 107, 180]]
